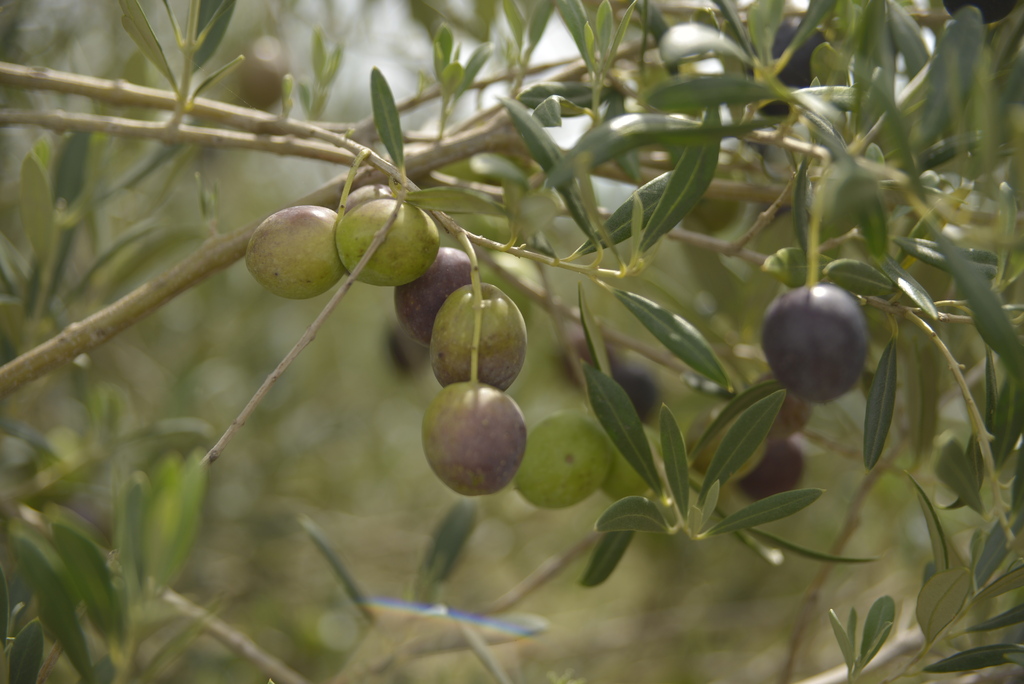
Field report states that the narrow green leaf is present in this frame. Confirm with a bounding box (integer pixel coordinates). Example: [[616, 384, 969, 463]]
[[8, 620, 42, 684], [193, 0, 235, 69], [499, 97, 600, 244], [829, 609, 856, 671], [974, 514, 1024, 587], [910, 475, 949, 572], [864, 340, 897, 470], [456, 43, 492, 99], [707, 489, 822, 536], [433, 24, 454, 78], [918, 9, 983, 146], [54, 132, 92, 206], [860, 596, 895, 664], [612, 289, 729, 389], [584, 364, 662, 495], [370, 68, 404, 169], [596, 496, 669, 533], [555, 0, 596, 72], [895, 236, 998, 280], [114, 472, 150, 595], [10, 523, 95, 683], [749, 528, 879, 563], [533, 96, 564, 126], [640, 111, 721, 252], [707, 0, 754, 55], [887, 0, 928, 78], [19, 150, 55, 264], [691, 380, 783, 460], [191, 53, 244, 100], [299, 516, 374, 623], [441, 62, 464, 94], [579, 531, 634, 586], [699, 390, 786, 502], [119, 0, 176, 87], [416, 499, 477, 602], [595, 0, 613, 60], [406, 187, 504, 215], [503, 0, 524, 45], [51, 513, 125, 644], [916, 566, 970, 643], [517, 81, 594, 109], [548, 114, 769, 186], [577, 171, 669, 255], [578, 284, 612, 375], [967, 602, 1024, 632], [881, 255, 939, 320], [975, 564, 1024, 602], [647, 75, 776, 112], [607, 1, 635, 65], [933, 229, 1024, 385], [660, 21, 750, 68], [790, 0, 839, 56], [660, 406, 689, 518], [923, 644, 1024, 672], [528, 1, 554, 47], [936, 437, 984, 514], [823, 259, 896, 297]]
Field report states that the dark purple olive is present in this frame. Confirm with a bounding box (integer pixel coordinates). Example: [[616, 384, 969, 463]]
[[761, 283, 868, 403], [738, 437, 805, 500], [394, 247, 473, 346], [761, 19, 827, 116], [943, 0, 1017, 22]]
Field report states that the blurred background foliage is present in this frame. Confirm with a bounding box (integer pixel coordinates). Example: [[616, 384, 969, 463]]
[[0, 0, 1022, 682]]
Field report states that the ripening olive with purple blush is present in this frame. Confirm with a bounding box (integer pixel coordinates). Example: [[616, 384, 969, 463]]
[[737, 437, 805, 500], [394, 247, 473, 346], [761, 283, 868, 403], [421, 382, 527, 495]]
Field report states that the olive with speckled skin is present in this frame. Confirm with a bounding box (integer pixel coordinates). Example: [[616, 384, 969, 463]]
[[430, 283, 527, 390], [245, 205, 345, 299], [422, 382, 527, 495], [515, 412, 614, 508], [761, 283, 868, 403], [394, 247, 473, 346], [335, 199, 438, 286]]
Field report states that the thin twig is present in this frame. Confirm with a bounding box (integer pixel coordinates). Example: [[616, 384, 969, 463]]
[[667, 227, 769, 265], [162, 589, 313, 684], [0, 109, 356, 165], [731, 176, 795, 250], [203, 190, 407, 465], [480, 532, 601, 615]]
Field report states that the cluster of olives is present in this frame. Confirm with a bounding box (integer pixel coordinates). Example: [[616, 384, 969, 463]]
[[396, 246, 529, 496], [245, 187, 440, 298], [246, 186, 535, 497]]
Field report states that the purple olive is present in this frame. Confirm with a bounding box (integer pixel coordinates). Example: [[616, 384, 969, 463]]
[[737, 437, 805, 500], [394, 247, 473, 346], [761, 283, 868, 403]]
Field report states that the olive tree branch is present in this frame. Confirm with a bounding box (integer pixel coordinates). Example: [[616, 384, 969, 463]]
[[162, 589, 313, 684], [0, 117, 520, 401], [0, 109, 357, 165]]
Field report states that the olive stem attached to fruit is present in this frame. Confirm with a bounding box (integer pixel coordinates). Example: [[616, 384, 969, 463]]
[[455, 231, 485, 384], [203, 192, 408, 466]]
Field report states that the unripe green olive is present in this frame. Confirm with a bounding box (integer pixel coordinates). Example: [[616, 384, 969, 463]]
[[245, 205, 345, 299], [515, 412, 614, 508], [601, 448, 650, 500], [430, 283, 527, 391], [335, 199, 439, 286], [238, 36, 289, 110]]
